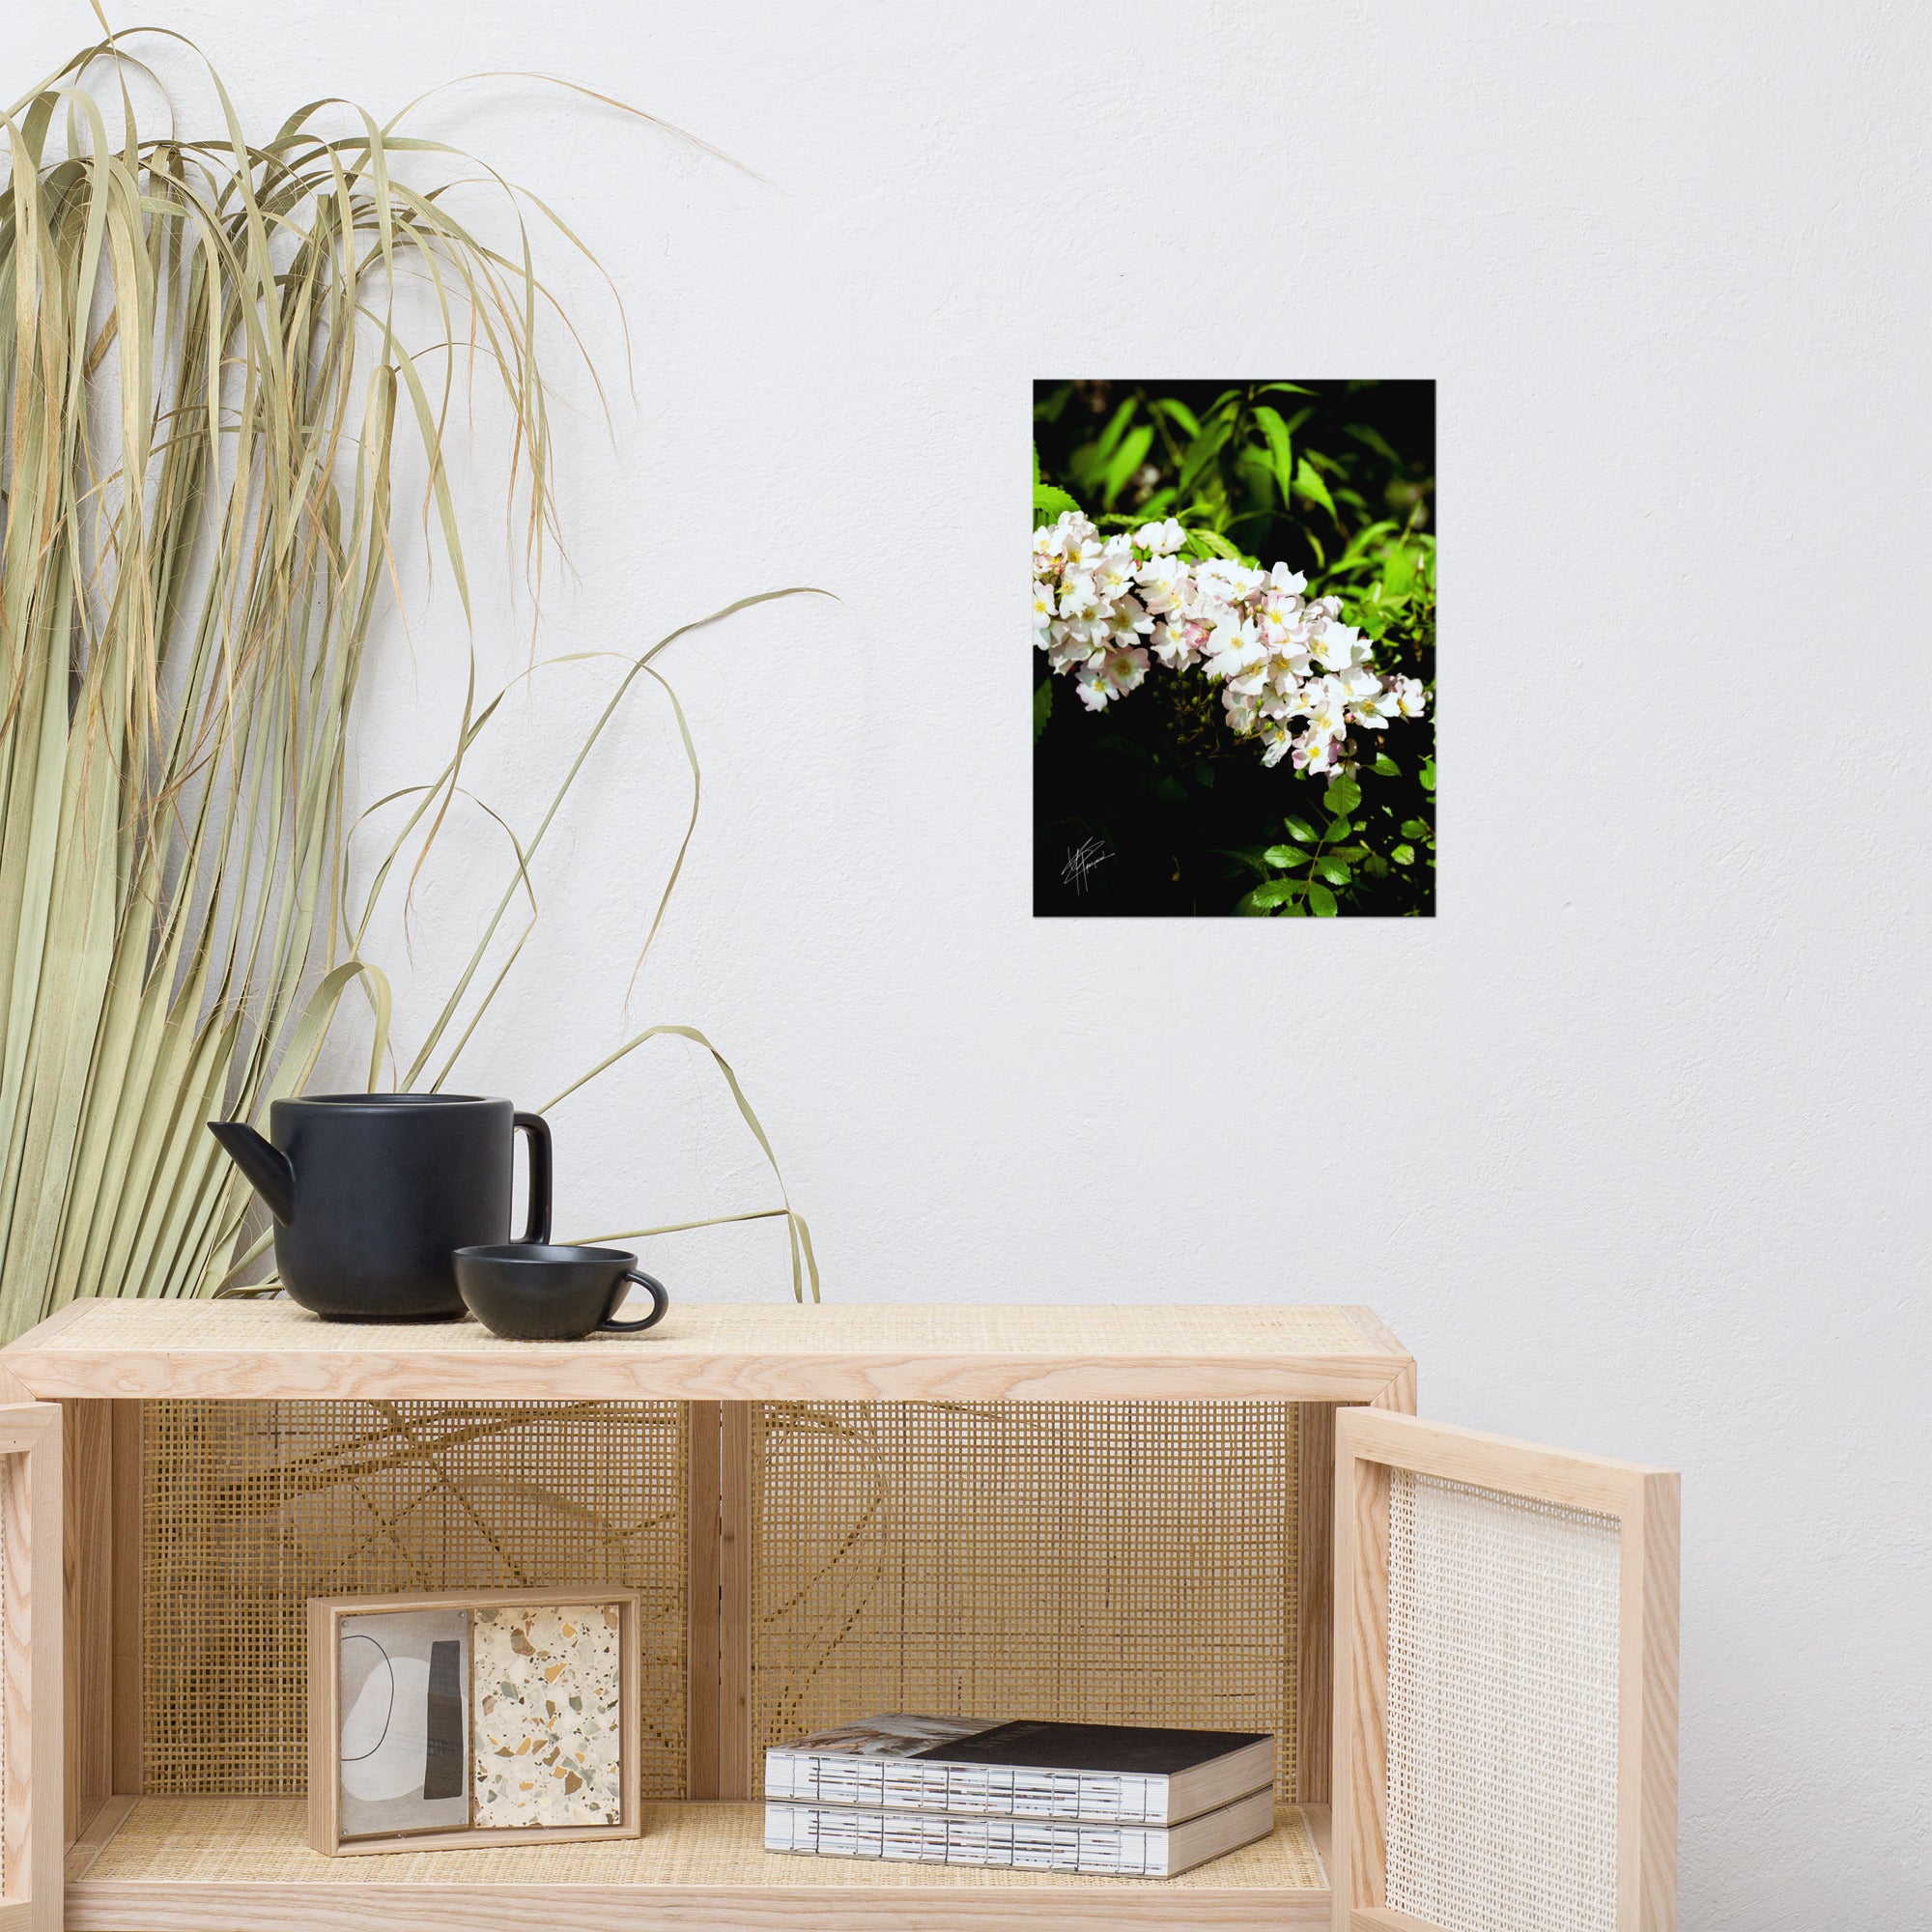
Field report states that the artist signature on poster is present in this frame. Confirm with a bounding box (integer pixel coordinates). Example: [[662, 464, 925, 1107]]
[[1062, 838, 1112, 895]]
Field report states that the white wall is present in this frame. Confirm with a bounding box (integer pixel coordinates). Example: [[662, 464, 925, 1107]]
[[15, 2, 1928, 1921]]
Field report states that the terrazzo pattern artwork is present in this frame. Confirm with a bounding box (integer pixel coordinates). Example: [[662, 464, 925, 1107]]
[[471, 1603, 625, 1828]]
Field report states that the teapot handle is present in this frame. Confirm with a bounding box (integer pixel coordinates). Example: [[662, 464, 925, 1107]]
[[513, 1112, 553, 1244]]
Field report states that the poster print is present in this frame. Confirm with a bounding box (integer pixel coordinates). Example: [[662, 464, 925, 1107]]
[[337, 1605, 471, 1839], [471, 1602, 626, 1827], [1033, 380, 1435, 917]]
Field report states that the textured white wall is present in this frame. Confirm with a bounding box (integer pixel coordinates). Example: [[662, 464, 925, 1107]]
[[15, 2, 1928, 1921]]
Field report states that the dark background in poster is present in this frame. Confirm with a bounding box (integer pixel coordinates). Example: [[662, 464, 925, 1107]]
[[1033, 379, 1435, 918]]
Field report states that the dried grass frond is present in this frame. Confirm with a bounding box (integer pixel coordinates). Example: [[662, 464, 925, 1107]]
[[0, 27, 817, 1337]]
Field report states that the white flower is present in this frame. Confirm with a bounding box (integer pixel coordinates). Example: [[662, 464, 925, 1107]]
[[1204, 624, 1267, 695], [1041, 508, 1097, 555], [1268, 649, 1312, 691], [1046, 625, 1099, 674], [1293, 730, 1344, 776], [1032, 580, 1057, 642], [1032, 515, 1426, 788], [1314, 622, 1372, 673], [1331, 663, 1388, 723], [1222, 686, 1263, 734], [1255, 590, 1306, 646], [1134, 517, 1186, 555], [1091, 536, 1137, 600], [1096, 643, 1148, 696], [1151, 617, 1207, 669], [1054, 526, 1101, 577], [1134, 554, 1191, 614], [1104, 594, 1152, 644], [1075, 644, 1149, 710], [1259, 720, 1295, 767], [1195, 557, 1265, 605], [1300, 677, 1350, 743]]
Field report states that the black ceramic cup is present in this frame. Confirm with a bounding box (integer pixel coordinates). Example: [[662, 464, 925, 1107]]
[[452, 1243, 669, 1342]]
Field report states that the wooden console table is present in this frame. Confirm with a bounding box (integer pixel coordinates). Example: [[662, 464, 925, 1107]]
[[0, 1297, 1673, 1932]]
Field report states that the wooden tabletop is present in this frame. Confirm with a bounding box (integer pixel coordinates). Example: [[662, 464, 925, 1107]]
[[1, 1297, 1413, 1404]]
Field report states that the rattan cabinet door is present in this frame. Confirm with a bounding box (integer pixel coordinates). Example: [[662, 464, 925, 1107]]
[[1332, 1409, 1677, 1932], [0, 1404, 60, 1932]]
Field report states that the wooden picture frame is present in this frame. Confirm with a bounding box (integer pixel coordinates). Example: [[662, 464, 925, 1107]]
[[1332, 1408, 1679, 1932], [306, 1585, 642, 1856]]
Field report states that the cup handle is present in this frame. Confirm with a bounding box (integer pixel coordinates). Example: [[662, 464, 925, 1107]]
[[600, 1270, 669, 1334], [513, 1111, 552, 1245]]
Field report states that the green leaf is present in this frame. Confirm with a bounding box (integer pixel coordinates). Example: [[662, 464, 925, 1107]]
[[1251, 879, 1303, 908], [1262, 844, 1303, 867], [1336, 520, 1400, 570], [1033, 483, 1079, 521], [1155, 397, 1201, 439], [1293, 456, 1338, 523], [1325, 817, 1353, 841], [1283, 815, 1317, 843], [1419, 758, 1436, 793], [1218, 846, 1276, 877], [1103, 425, 1153, 507], [1373, 753, 1399, 778], [1381, 543, 1415, 599], [1257, 383, 1313, 398], [1093, 397, 1137, 465], [1253, 404, 1295, 505], [1325, 775, 1362, 816], [1178, 417, 1234, 496], [1316, 856, 1350, 886], [1195, 760, 1215, 788], [1185, 527, 1246, 561], [1346, 421, 1405, 467], [1392, 844, 1415, 866], [1307, 881, 1338, 917], [1401, 818, 1431, 839], [1155, 775, 1186, 805], [1033, 678, 1052, 744]]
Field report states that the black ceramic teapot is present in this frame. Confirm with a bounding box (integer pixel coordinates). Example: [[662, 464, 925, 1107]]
[[209, 1094, 551, 1321]]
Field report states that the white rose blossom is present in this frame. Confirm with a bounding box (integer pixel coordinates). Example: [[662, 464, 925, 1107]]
[[1032, 509, 1430, 773]]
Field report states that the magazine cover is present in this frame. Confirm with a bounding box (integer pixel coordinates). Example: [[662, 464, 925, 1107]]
[[772, 1715, 996, 1759]]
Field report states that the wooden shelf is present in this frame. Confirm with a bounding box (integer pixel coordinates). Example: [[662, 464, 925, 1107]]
[[65, 1797, 1333, 1930], [2, 1298, 1413, 1404]]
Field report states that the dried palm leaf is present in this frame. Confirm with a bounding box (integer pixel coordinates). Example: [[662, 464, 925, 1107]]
[[0, 28, 817, 1338]]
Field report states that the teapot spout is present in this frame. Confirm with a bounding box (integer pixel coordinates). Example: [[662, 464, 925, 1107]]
[[207, 1120, 296, 1224]]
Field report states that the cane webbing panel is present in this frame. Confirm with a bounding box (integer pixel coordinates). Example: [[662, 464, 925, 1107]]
[[751, 1402, 1300, 1799], [142, 1401, 686, 1797], [81, 1796, 1327, 1889], [1385, 1469, 1620, 1932]]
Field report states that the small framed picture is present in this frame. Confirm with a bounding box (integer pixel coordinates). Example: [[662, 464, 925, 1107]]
[[306, 1586, 641, 1855]]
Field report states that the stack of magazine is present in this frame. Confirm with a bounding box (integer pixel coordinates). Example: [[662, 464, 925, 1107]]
[[763, 1714, 1276, 1878]]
